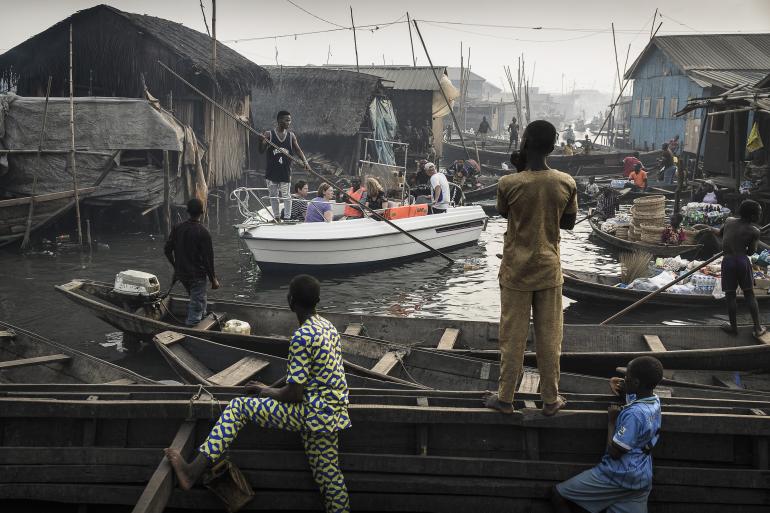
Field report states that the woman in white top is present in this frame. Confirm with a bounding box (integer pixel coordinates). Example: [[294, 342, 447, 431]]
[[425, 162, 450, 214]]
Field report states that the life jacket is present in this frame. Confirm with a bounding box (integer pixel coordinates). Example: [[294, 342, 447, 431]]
[[344, 187, 365, 218]]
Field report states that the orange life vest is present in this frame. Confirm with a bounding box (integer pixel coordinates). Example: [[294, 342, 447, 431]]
[[343, 187, 365, 218]]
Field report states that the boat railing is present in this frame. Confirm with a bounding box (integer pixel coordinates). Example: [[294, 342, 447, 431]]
[[231, 187, 349, 227]]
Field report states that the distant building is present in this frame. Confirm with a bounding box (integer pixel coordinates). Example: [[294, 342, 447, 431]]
[[446, 68, 502, 100], [624, 33, 770, 158]]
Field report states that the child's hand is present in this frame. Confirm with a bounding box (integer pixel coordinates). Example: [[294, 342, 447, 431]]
[[609, 377, 625, 396], [607, 404, 622, 422]]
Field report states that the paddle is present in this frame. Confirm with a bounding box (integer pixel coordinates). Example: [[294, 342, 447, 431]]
[[157, 61, 455, 265], [600, 222, 770, 325]]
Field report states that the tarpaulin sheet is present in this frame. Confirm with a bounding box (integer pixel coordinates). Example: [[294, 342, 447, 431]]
[[368, 97, 398, 166]]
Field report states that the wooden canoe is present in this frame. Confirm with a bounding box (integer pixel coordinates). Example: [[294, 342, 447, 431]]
[[152, 330, 416, 390], [0, 320, 155, 384], [57, 279, 770, 376], [0, 386, 768, 511], [463, 182, 498, 202], [588, 217, 701, 257], [562, 268, 770, 310]]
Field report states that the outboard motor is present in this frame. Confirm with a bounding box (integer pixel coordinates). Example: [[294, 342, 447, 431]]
[[113, 270, 163, 318]]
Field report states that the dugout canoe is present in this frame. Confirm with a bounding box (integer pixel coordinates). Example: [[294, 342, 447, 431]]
[[0, 386, 768, 512], [562, 268, 770, 310], [0, 320, 155, 384], [588, 217, 702, 257], [462, 182, 498, 202], [57, 279, 770, 376]]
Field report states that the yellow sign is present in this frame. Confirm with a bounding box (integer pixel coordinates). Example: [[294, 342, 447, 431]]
[[747, 121, 764, 153]]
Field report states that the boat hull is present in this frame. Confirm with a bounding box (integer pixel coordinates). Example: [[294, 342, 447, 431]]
[[588, 217, 701, 257]]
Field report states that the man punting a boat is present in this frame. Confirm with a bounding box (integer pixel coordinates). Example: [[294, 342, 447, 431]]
[[164, 275, 351, 512], [485, 120, 577, 416]]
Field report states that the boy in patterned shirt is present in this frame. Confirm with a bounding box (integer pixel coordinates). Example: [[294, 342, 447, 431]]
[[165, 275, 351, 513], [551, 356, 663, 513]]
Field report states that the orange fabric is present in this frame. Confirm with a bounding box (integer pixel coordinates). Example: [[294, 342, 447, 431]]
[[382, 204, 428, 220], [343, 187, 365, 217], [631, 170, 647, 188]]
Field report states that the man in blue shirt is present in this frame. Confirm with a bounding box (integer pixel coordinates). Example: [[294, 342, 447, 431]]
[[552, 356, 663, 513]]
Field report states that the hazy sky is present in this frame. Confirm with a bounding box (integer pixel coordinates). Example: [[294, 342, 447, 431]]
[[2, 0, 769, 94]]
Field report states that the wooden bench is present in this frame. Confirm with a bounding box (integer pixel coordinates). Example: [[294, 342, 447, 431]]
[[643, 335, 667, 352], [436, 328, 460, 350], [0, 354, 71, 370], [194, 312, 227, 331], [371, 351, 401, 376], [343, 323, 363, 336], [208, 357, 270, 386]]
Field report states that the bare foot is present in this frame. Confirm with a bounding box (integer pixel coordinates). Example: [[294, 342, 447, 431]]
[[164, 448, 195, 490], [482, 391, 514, 414], [542, 395, 567, 417], [754, 326, 767, 339], [720, 322, 738, 335]]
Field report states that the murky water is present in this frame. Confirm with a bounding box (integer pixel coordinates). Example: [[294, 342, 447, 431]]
[[0, 204, 741, 379]]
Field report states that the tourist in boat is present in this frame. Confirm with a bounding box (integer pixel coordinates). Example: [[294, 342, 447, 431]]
[[659, 143, 676, 184], [288, 180, 309, 221], [628, 163, 648, 192], [661, 214, 685, 245], [342, 178, 365, 219], [507, 116, 519, 151], [364, 177, 387, 211], [425, 162, 450, 214], [478, 116, 491, 149], [485, 120, 577, 416], [164, 275, 351, 512], [305, 183, 334, 223], [622, 151, 643, 177], [719, 200, 766, 338], [163, 198, 220, 326], [259, 110, 311, 222], [552, 356, 663, 513]]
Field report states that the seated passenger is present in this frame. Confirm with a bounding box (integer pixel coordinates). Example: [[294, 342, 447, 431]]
[[288, 180, 309, 221], [364, 177, 387, 211], [305, 183, 334, 223]]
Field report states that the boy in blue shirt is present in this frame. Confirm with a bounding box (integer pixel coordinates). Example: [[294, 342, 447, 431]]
[[551, 356, 663, 513]]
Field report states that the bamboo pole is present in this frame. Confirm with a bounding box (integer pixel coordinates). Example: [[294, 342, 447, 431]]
[[208, 0, 217, 192], [411, 21, 471, 161], [20, 76, 53, 250], [163, 151, 171, 235], [157, 60, 456, 264], [611, 23, 622, 94], [350, 6, 359, 73], [68, 24, 84, 246], [406, 12, 416, 67]]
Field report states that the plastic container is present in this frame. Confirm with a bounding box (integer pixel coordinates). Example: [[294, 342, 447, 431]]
[[223, 319, 251, 335]]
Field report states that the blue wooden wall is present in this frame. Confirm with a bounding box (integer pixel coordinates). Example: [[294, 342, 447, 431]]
[[628, 47, 706, 152]]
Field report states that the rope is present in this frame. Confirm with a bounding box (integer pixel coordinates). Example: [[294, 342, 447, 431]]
[[188, 383, 222, 420]]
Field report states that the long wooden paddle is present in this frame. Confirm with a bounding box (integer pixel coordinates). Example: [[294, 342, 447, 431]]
[[157, 61, 455, 265], [601, 222, 770, 325]]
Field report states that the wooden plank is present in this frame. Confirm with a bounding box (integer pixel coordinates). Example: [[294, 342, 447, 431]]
[[0, 354, 70, 370], [153, 331, 185, 346], [712, 375, 743, 389], [193, 312, 226, 331], [519, 371, 539, 408], [0, 331, 15, 339], [343, 323, 363, 336], [0, 187, 97, 208], [208, 357, 270, 386], [436, 328, 460, 350], [643, 335, 667, 352], [371, 351, 401, 376], [131, 420, 196, 513], [756, 331, 770, 345]]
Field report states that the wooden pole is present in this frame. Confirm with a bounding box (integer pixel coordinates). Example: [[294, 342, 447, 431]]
[[407, 12, 416, 67], [611, 23, 622, 94], [157, 60, 456, 264], [412, 20, 471, 161], [650, 8, 658, 39], [692, 107, 709, 180], [208, 0, 217, 193], [20, 76, 52, 250], [350, 6, 359, 73], [68, 24, 84, 246], [601, 222, 770, 324], [163, 151, 171, 235]]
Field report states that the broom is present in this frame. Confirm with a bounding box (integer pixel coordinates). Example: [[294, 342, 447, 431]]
[[620, 251, 653, 284]]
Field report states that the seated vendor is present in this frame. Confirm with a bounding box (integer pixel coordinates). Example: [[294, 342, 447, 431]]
[[628, 163, 648, 191], [695, 180, 720, 204], [305, 183, 334, 223], [661, 214, 685, 246]]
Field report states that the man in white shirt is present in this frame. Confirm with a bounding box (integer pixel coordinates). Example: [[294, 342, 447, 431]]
[[425, 162, 450, 214]]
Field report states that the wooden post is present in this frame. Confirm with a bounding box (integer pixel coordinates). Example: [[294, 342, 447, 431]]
[[86, 219, 92, 251], [692, 108, 709, 180], [20, 76, 52, 250], [207, 0, 217, 199], [350, 6, 359, 73], [611, 23, 622, 93], [650, 8, 658, 39], [69, 23, 84, 246], [163, 151, 171, 235], [407, 12, 416, 67]]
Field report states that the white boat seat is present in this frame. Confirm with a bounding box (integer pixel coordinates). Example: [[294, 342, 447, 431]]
[[643, 335, 666, 352], [194, 312, 227, 331], [0, 354, 71, 370], [208, 357, 270, 386], [371, 351, 401, 376], [437, 328, 460, 350]]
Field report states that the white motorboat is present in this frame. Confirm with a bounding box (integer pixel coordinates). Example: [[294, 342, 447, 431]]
[[237, 205, 488, 270]]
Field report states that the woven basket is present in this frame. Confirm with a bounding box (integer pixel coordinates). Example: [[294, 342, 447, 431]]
[[633, 195, 666, 207], [641, 225, 665, 244], [615, 226, 629, 240]]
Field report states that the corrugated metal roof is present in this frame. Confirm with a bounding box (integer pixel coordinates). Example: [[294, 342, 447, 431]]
[[625, 33, 770, 85], [446, 67, 486, 82], [323, 65, 445, 90], [689, 70, 768, 89]]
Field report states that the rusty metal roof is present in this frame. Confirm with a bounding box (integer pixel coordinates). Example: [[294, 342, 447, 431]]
[[625, 33, 770, 88], [323, 65, 446, 90]]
